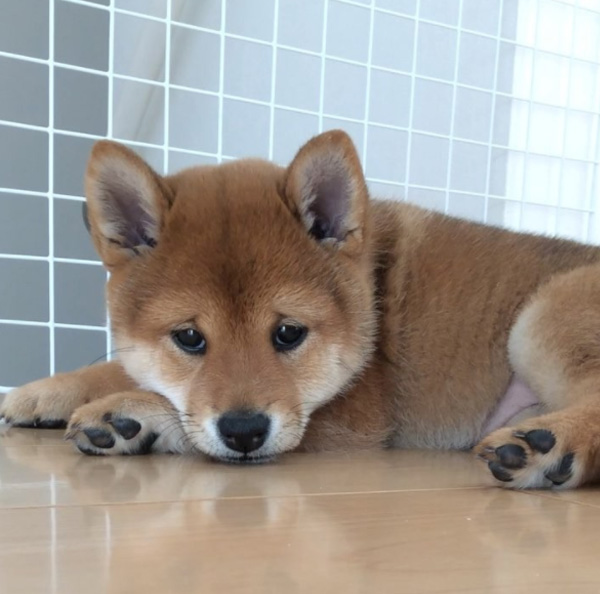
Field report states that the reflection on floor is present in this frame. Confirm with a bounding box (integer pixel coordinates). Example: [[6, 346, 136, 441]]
[[1, 424, 599, 593]]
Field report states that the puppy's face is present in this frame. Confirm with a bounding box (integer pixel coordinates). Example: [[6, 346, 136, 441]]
[[85, 131, 376, 462]]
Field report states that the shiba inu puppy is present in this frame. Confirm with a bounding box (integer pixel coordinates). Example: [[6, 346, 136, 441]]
[[3, 130, 600, 490]]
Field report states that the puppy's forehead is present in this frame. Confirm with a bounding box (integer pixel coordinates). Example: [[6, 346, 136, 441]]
[[153, 159, 339, 308]]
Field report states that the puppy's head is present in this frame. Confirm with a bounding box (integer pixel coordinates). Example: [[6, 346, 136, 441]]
[[85, 131, 377, 462]]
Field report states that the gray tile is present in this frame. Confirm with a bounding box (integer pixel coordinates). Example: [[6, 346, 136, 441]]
[[0, 260, 49, 322], [416, 22, 457, 81], [54, 199, 99, 262], [278, 0, 324, 52], [222, 99, 270, 158], [0, 0, 49, 59], [326, 1, 370, 63], [448, 192, 485, 222], [367, 181, 404, 200], [365, 126, 407, 183], [323, 60, 367, 120], [412, 78, 453, 135], [492, 96, 523, 149], [226, 0, 275, 41], [172, 0, 221, 30], [420, 0, 459, 25], [54, 134, 96, 197], [501, 0, 520, 40], [368, 70, 411, 128], [372, 12, 415, 72], [458, 32, 497, 89], [462, 0, 501, 35], [116, 0, 166, 18], [123, 144, 164, 174], [409, 133, 449, 188], [113, 79, 164, 146], [224, 37, 272, 102], [169, 90, 218, 154], [0, 324, 50, 386], [406, 187, 446, 212], [0, 126, 48, 192], [55, 1, 109, 71], [55, 328, 108, 374], [54, 263, 107, 326], [375, 0, 416, 14], [114, 13, 166, 81], [170, 27, 220, 92], [272, 109, 319, 165], [322, 118, 365, 157], [487, 197, 508, 226], [0, 57, 48, 127], [454, 88, 493, 143], [168, 152, 218, 174], [497, 42, 517, 94], [275, 49, 321, 112], [450, 140, 488, 193], [54, 68, 108, 136], [489, 148, 510, 197], [0, 193, 48, 257]]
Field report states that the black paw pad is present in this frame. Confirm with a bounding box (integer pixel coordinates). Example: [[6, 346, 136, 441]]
[[11, 420, 36, 428], [77, 444, 106, 457], [35, 418, 67, 429], [488, 460, 514, 482], [135, 431, 158, 455], [545, 452, 575, 486], [83, 427, 115, 449], [515, 429, 556, 454], [496, 444, 527, 469], [110, 418, 142, 440]]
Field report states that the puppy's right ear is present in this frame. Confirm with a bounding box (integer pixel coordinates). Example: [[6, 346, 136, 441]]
[[85, 141, 173, 269]]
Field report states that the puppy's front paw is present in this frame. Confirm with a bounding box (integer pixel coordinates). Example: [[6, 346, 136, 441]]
[[0, 377, 81, 429], [65, 391, 187, 456], [474, 411, 598, 489]]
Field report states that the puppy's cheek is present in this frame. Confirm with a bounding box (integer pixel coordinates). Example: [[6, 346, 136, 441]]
[[116, 339, 192, 413]]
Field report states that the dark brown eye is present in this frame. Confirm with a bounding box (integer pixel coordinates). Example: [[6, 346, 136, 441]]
[[172, 328, 207, 354], [272, 323, 307, 352]]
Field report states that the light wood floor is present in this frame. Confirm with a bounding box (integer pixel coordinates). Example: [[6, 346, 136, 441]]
[[1, 424, 600, 593]]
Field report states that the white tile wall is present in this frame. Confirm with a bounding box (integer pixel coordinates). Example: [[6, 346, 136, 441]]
[[0, 0, 599, 390]]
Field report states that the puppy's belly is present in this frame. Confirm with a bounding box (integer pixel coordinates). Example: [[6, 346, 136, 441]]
[[480, 376, 541, 438]]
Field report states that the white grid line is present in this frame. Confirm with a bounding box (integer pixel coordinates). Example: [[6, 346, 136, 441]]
[[48, 0, 56, 376], [444, 0, 465, 213], [268, 0, 280, 160], [516, 0, 541, 230], [483, 1, 505, 223], [361, 0, 376, 166], [317, 0, 330, 133], [554, 0, 580, 237]]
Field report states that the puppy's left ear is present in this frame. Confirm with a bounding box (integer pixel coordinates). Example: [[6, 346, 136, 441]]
[[284, 130, 369, 253]]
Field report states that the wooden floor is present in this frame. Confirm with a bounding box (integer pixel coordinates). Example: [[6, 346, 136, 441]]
[[2, 425, 600, 593]]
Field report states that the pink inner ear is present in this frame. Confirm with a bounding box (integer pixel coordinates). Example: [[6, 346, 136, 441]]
[[304, 157, 353, 241], [98, 178, 158, 250]]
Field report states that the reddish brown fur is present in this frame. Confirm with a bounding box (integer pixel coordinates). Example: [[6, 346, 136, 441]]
[[4, 130, 600, 488]]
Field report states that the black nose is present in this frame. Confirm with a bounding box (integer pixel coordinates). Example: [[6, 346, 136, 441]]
[[217, 410, 270, 454]]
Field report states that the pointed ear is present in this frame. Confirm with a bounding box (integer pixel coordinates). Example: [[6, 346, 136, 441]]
[[284, 130, 369, 250], [85, 141, 173, 269]]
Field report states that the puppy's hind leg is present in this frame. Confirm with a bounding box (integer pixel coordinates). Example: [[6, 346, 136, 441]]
[[65, 390, 190, 456], [476, 265, 600, 489]]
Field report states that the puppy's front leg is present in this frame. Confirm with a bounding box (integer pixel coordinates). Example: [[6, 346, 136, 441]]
[[1, 361, 136, 428], [65, 390, 189, 456]]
